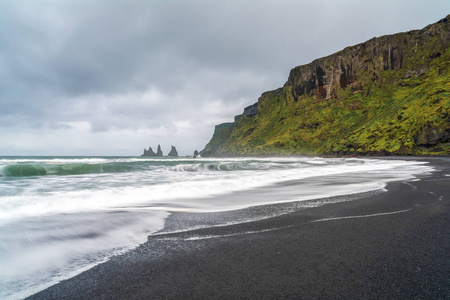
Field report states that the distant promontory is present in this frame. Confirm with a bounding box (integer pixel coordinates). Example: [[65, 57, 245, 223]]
[[200, 15, 450, 157]]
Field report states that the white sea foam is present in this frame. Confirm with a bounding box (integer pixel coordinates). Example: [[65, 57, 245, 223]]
[[312, 208, 413, 222], [0, 157, 432, 220], [0, 156, 433, 299], [182, 227, 290, 241], [0, 210, 169, 300]]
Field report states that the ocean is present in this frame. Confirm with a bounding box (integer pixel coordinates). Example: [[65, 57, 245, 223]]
[[0, 156, 433, 299]]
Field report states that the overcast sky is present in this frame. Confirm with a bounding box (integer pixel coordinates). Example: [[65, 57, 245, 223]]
[[0, 0, 448, 156]]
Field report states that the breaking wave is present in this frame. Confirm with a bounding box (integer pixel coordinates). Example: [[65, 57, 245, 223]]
[[1, 163, 137, 177], [0, 157, 330, 177], [0, 155, 434, 300]]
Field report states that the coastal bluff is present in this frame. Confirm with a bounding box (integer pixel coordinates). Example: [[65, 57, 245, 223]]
[[201, 15, 450, 157]]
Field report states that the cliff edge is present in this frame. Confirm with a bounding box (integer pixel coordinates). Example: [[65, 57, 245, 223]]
[[202, 15, 450, 156]]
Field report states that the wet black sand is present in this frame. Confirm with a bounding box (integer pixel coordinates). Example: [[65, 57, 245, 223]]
[[28, 158, 450, 299]]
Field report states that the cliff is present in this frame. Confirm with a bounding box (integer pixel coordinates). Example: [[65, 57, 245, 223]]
[[201, 15, 450, 156]]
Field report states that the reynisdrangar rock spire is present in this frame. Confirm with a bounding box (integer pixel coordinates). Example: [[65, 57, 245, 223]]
[[168, 146, 179, 157]]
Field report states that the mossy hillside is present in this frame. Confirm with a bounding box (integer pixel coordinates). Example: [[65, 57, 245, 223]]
[[201, 123, 234, 156], [202, 15, 450, 156], [206, 50, 449, 156]]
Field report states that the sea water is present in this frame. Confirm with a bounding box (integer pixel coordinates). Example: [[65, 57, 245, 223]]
[[0, 156, 433, 299]]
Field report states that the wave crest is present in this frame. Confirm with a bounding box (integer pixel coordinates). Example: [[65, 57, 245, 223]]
[[170, 163, 234, 172], [169, 161, 279, 172], [1, 163, 134, 177]]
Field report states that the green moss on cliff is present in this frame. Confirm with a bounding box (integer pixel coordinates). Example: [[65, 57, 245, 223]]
[[202, 123, 235, 156], [202, 16, 450, 156]]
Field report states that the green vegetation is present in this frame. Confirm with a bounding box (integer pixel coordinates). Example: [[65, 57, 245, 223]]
[[202, 17, 450, 156]]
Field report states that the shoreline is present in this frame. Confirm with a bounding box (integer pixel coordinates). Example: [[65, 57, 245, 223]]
[[28, 157, 450, 299]]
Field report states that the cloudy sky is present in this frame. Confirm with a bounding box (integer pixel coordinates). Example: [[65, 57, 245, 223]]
[[0, 0, 448, 156]]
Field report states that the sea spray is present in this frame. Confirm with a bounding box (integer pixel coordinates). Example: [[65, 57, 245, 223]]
[[0, 156, 433, 299]]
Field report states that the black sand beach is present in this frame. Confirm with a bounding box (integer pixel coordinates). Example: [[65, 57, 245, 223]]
[[28, 158, 450, 299]]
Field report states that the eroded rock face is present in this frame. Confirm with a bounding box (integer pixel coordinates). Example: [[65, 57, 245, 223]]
[[142, 147, 156, 156], [415, 126, 450, 147], [200, 15, 450, 156], [284, 14, 449, 100], [243, 103, 258, 116], [142, 144, 164, 156], [201, 123, 234, 157], [168, 146, 178, 157], [156, 145, 163, 156]]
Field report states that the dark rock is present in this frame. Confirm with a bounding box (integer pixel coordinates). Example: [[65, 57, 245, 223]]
[[142, 146, 156, 156], [284, 15, 449, 101], [363, 150, 393, 156], [243, 103, 258, 116], [156, 145, 163, 156], [193, 150, 199, 158], [142, 144, 164, 156], [168, 146, 178, 157], [200, 123, 235, 157], [199, 150, 214, 158], [415, 126, 450, 147], [394, 144, 411, 156]]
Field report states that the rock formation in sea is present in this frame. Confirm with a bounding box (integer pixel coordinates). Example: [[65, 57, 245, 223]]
[[142, 144, 164, 157], [201, 14, 450, 157], [168, 146, 179, 157], [142, 146, 156, 157], [156, 145, 163, 156], [193, 150, 200, 158]]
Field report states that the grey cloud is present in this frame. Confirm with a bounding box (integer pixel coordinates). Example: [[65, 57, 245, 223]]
[[0, 0, 448, 155], [2, 0, 444, 98]]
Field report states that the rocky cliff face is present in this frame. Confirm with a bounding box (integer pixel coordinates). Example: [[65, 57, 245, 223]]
[[285, 16, 449, 100], [202, 15, 450, 156], [201, 123, 234, 157]]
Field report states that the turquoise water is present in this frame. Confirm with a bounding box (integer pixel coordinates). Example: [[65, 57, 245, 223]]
[[0, 156, 433, 299]]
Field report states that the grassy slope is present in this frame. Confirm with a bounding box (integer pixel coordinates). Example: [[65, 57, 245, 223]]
[[202, 16, 450, 156], [206, 48, 449, 156]]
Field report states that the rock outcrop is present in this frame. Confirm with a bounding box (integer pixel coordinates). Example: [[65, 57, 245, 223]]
[[201, 123, 234, 157], [156, 145, 163, 156], [201, 15, 450, 156], [284, 18, 449, 101], [142, 146, 156, 156], [142, 144, 164, 157], [168, 146, 179, 157]]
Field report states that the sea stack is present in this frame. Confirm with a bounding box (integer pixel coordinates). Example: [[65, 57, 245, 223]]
[[168, 146, 179, 157], [142, 144, 164, 157], [142, 146, 156, 156], [156, 145, 163, 156]]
